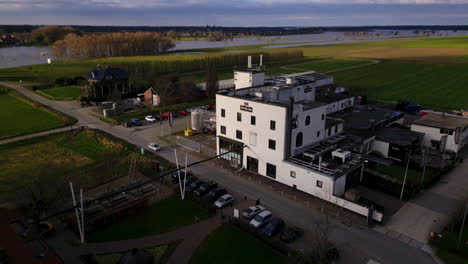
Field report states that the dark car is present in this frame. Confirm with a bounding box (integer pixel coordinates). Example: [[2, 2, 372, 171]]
[[194, 181, 218, 196], [122, 120, 132, 127], [130, 119, 143, 126], [280, 226, 303, 243], [183, 176, 198, 187], [186, 180, 204, 192], [261, 218, 284, 237], [171, 170, 193, 184], [203, 188, 227, 202]]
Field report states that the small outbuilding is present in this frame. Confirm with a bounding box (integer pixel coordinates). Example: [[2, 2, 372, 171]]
[[143, 87, 160, 106]]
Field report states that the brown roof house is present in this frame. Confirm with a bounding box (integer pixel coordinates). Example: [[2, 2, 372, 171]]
[[143, 87, 160, 106]]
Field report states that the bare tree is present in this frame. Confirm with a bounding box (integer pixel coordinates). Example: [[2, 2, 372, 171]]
[[205, 63, 219, 98]]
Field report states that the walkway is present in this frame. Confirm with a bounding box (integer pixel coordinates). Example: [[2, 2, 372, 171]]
[[83, 216, 223, 264], [384, 158, 468, 243], [0, 125, 79, 145]]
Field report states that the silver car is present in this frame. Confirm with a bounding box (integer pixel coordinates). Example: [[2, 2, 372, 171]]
[[242, 205, 266, 219]]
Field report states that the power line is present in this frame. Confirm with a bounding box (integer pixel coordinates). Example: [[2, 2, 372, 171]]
[[31, 145, 245, 224]]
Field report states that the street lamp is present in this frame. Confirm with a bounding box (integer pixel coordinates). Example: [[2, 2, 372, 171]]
[[360, 160, 369, 183]]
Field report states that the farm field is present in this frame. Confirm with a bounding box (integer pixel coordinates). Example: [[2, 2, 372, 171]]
[[87, 196, 210, 242], [0, 130, 128, 196], [284, 59, 373, 73], [0, 87, 65, 139], [330, 61, 468, 110], [40, 85, 82, 100], [190, 224, 288, 264]]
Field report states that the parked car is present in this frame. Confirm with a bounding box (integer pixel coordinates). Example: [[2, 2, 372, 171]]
[[214, 194, 233, 208], [130, 119, 143, 126], [161, 112, 170, 119], [183, 176, 198, 187], [250, 210, 272, 228], [145, 115, 157, 122], [186, 179, 204, 192], [122, 120, 132, 127], [194, 181, 218, 196], [171, 170, 193, 184], [242, 205, 266, 219], [177, 110, 188, 116], [280, 226, 304, 243], [203, 188, 227, 202], [207, 104, 214, 110], [261, 218, 284, 237], [147, 142, 161, 152]]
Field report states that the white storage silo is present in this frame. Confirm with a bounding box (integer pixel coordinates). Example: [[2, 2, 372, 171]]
[[191, 110, 202, 130]]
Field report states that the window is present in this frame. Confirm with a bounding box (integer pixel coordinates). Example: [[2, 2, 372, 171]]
[[440, 129, 454, 135], [317, 131, 320, 137], [268, 139, 276, 150], [335, 126, 338, 133], [251, 116, 256, 125], [249, 132, 257, 146], [321, 114, 325, 120], [220, 126, 226, 135], [270, 120, 276, 130], [296, 132, 303, 147], [237, 112, 242, 122], [266, 163, 276, 178], [290, 171, 296, 178], [305, 116, 311, 126], [328, 128, 331, 136], [316, 180, 323, 188], [236, 130, 242, 140], [221, 109, 226, 118]]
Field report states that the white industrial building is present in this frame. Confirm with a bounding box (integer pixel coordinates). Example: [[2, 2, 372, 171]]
[[216, 58, 385, 222], [411, 112, 468, 154]]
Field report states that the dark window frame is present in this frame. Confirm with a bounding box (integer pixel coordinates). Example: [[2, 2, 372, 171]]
[[221, 109, 226, 118], [270, 120, 276, 130], [316, 180, 323, 188], [251, 115, 256, 125], [220, 125, 226, 135], [266, 163, 276, 178], [236, 130, 242, 140], [268, 139, 276, 150]]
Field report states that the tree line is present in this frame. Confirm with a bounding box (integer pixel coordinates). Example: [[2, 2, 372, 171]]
[[51, 32, 175, 59], [118, 49, 304, 88]]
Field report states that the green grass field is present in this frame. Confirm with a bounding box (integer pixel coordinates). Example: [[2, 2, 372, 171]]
[[190, 224, 288, 264], [0, 130, 127, 195], [372, 164, 423, 186], [40, 86, 82, 100], [331, 61, 468, 110], [87, 196, 210, 242], [284, 59, 373, 73], [0, 87, 65, 139]]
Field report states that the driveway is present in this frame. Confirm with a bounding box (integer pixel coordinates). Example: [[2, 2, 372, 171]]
[[385, 159, 468, 243], [0, 81, 437, 264]]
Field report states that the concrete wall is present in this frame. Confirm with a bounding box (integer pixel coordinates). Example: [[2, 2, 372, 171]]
[[411, 124, 460, 153], [291, 105, 328, 156], [373, 140, 390, 157], [234, 71, 265, 89], [325, 97, 355, 114]]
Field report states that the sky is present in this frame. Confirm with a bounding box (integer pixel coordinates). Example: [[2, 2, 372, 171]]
[[0, 0, 467, 26]]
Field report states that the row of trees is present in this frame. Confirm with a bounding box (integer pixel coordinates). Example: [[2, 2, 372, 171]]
[[119, 49, 304, 88], [28, 25, 82, 45], [51, 32, 175, 59]]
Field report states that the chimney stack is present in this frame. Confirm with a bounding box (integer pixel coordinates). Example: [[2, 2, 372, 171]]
[[247, 56, 252, 68], [260, 54, 263, 66]]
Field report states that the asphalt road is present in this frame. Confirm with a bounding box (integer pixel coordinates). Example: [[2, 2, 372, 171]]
[[1, 81, 437, 264]]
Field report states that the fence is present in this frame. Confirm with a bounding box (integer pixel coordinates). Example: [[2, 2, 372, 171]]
[[176, 136, 201, 152]]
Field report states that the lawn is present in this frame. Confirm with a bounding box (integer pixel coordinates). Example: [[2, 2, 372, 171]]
[[330, 61, 468, 110], [89, 243, 177, 264], [284, 59, 373, 73], [435, 216, 468, 264], [372, 164, 423, 186], [191, 224, 288, 264], [0, 87, 65, 139], [0, 130, 128, 195], [87, 196, 210, 242], [40, 86, 82, 100]]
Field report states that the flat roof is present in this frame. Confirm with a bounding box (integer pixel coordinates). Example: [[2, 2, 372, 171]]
[[331, 106, 404, 130], [412, 113, 468, 130], [376, 127, 424, 146]]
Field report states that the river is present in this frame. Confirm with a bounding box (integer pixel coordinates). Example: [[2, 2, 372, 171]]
[[1, 30, 466, 69]]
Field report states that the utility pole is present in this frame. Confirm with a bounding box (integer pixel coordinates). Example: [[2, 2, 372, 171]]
[[400, 149, 411, 200], [360, 160, 368, 183], [421, 147, 428, 186], [69, 182, 85, 244], [457, 200, 468, 249]]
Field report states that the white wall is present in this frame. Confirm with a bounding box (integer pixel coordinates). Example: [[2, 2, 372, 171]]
[[325, 97, 355, 114], [290, 105, 328, 156], [333, 175, 346, 197], [411, 124, 460, 153], [234, 71, 265, 89], [373, 140, 390, 157]]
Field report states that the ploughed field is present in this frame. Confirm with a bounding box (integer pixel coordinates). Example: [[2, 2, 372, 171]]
[[0, 87, 65, 138]]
